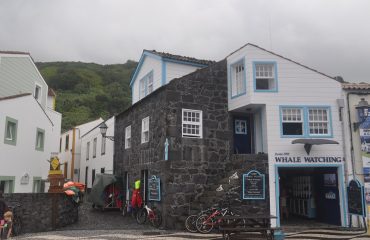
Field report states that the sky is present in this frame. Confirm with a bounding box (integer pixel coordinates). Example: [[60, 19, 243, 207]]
[[0, 0, 369, 82]]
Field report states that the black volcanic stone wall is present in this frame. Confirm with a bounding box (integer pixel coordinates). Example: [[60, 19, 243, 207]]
[[4, 193, 78, 233], [114, 60, 269, 229]]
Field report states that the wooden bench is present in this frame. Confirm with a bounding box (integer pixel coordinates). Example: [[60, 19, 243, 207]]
[[216, 215, 280, 240]]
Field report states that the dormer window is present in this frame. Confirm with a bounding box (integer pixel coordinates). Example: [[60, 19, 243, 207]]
[[230, 60, 246, 98], [254, 62, 278, 92], [34, 84, 42, 102], [139, 71, 154, 100]]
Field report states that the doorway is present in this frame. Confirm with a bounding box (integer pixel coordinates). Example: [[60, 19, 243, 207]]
[[233, 115, 253, 154], [277, 166, 342, 227]]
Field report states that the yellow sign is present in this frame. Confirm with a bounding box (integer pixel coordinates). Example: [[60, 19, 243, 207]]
[[48, 157, 62, 175], [51, 158, 59, 170]]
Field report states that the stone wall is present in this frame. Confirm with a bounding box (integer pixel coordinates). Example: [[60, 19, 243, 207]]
[[4, 193, 78, 233]]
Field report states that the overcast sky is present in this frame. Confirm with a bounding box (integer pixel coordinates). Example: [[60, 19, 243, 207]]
[[1, 0, 369, 82]]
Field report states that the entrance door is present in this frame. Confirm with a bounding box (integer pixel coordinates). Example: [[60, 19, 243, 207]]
[[233, 116, 252, 154]]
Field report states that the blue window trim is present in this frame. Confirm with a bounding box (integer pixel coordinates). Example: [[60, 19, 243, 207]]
[[139, 70, 154, 100], [279, 105, 333, 138], [275, 164, 348, 227], [253, 61, 278, 92], [228, 58, 246, 99]]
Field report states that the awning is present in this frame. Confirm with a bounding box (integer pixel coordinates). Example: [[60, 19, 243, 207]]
[[292, 139, 339, 155]]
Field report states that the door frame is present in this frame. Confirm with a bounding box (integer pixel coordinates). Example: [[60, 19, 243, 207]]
[[274, 164, 348, 227]]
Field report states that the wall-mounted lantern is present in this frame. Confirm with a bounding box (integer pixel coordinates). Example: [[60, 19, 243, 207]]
[[354, 98, 370, 131], [99, 122, 114, 141]]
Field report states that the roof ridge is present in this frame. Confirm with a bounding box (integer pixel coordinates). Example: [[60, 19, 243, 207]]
[[0, 93, 32, 101], [0, 51, 30, 55], [144, 49, 215, 65]]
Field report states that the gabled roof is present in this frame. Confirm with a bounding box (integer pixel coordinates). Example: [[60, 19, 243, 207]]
[[48, 88, 56, 97], [342, 82, 370, 90], [0, 93, 31, 101], [144, 50, 215, 66], [130, 49, 214, 87], [227, 43, 339, 82], [0, 51, 30, 55]]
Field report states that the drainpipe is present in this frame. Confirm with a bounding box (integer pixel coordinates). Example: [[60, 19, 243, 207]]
[[71, 128, 76, 180]]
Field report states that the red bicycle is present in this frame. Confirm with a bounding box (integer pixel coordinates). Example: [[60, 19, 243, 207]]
[[136, 204, 162, 228], [196, 207, 235, 233]]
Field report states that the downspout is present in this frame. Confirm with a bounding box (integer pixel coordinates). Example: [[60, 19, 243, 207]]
[[71, 128, 76, 180]]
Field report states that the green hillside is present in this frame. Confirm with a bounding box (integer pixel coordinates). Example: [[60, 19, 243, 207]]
[[36, 61, 137, 131]]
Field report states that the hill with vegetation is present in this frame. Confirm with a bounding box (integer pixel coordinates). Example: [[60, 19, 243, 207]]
[[36, 61, 137, 131]]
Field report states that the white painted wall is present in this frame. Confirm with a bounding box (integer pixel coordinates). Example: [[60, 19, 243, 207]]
[[165, 61, 200, 84], [58, 118, 103, 181], [80, 117, 114, 189], [132, 56, 161, 104], [227, 45, 346, 227], [0, 95, 56, 193]]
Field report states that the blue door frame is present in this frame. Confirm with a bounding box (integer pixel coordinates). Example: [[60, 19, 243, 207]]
[[274, 164, 348, 227]]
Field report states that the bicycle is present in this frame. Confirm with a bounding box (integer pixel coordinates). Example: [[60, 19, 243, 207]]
[[196, 207, 235, 234], [185, 207, 216, 233], [8, 203, 22, 236], [136, 204, 162, 228]]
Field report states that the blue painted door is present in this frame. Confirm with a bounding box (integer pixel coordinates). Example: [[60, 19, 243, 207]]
[[233, 116, 252, 154]]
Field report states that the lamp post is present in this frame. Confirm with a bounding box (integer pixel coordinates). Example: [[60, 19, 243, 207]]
[[99, 122, 114, 141], [354, 98, 370, 131]]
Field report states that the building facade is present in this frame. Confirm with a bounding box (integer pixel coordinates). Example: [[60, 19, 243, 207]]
[[80, 116, 115, 189], [0, 51, 62, 193], [115, 44, 351, 229]]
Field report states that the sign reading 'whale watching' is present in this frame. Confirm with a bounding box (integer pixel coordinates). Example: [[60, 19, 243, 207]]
[[274, 153, 342, 163]]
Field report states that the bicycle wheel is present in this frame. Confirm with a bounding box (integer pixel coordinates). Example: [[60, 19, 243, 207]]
[[12, 216, 22, 236], [150, 209, 162, 228], [185, 215, 198, 233], [136, 208, 147, 224], [196, 214, 214, 234]]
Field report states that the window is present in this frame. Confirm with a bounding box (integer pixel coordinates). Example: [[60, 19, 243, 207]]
[[35, 128, 45, 151], [280, 106, 332, 137], [65, 134, 69, 150], [0, 177, 15, 193], [141, 117, 149, 143], [101, 136, 106, 155], [93, 137, 97, 158], [230, 60, 245, 97], [139, 71, 154, 100], [308, 108, 330, 135], [59, 138, 62, 152], [125, 125, 131, 149], [254, 62, 277, 91], [101, 168, 105, 173], [4, 116, 18, 146], [86, 142, 90, 160], [235, 120, 247, 134], [281, 108, 303, 136], [34, 84, 42, 102], [182, 109, 203, 138]]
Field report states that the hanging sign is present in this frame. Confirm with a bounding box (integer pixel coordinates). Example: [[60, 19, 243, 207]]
[[243, 170, 265, 200], [148, 175, 161, 201], [347, 179, 366, 216]]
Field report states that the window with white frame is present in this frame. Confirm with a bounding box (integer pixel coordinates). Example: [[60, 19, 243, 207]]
[[141, 117, 149, 143], [65, 134, 69, 150], [254, 63, 277, 91], [125, 125, 131, 149], [35, 128, 45, 151], [101, 136, 106, 155], [34, 84, 42, 102], [93, 137, 97, 158], [308, 108, 330, 135], [86, 142, 90, 160], [281, 108, 303, 136], [182, 109, 202, 138], [235, 120, 247, 134], [4, 116, 18, 146], [231, 61, 245, 97], [139, 71, 154, 100]]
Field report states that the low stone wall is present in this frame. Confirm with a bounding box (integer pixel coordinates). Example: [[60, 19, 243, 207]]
[[4, 193, 78, 233]]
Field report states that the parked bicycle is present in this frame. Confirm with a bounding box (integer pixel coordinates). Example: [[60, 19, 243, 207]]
[[185, 207, 216, 233], [8, 203, 22, 236], [136, 204, 162, 228]]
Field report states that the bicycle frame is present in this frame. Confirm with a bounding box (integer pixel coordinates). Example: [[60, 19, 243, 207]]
[[143, 205, 155, 220], [202, 208, 229, 226]]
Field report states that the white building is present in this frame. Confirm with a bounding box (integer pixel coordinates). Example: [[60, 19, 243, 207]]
[[227, 44, 347, 227], [0, 51, 62, 193], [58, 118, 103, 182], [130, 50, 214, 104], [79, 116, 114, 189]]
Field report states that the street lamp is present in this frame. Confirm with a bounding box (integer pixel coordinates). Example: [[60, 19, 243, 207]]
[[354, 98, 370, 131], [99, 122, 114, 141]]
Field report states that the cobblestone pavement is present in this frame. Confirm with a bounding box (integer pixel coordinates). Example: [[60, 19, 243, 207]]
[[11, 202, 370, 239]]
